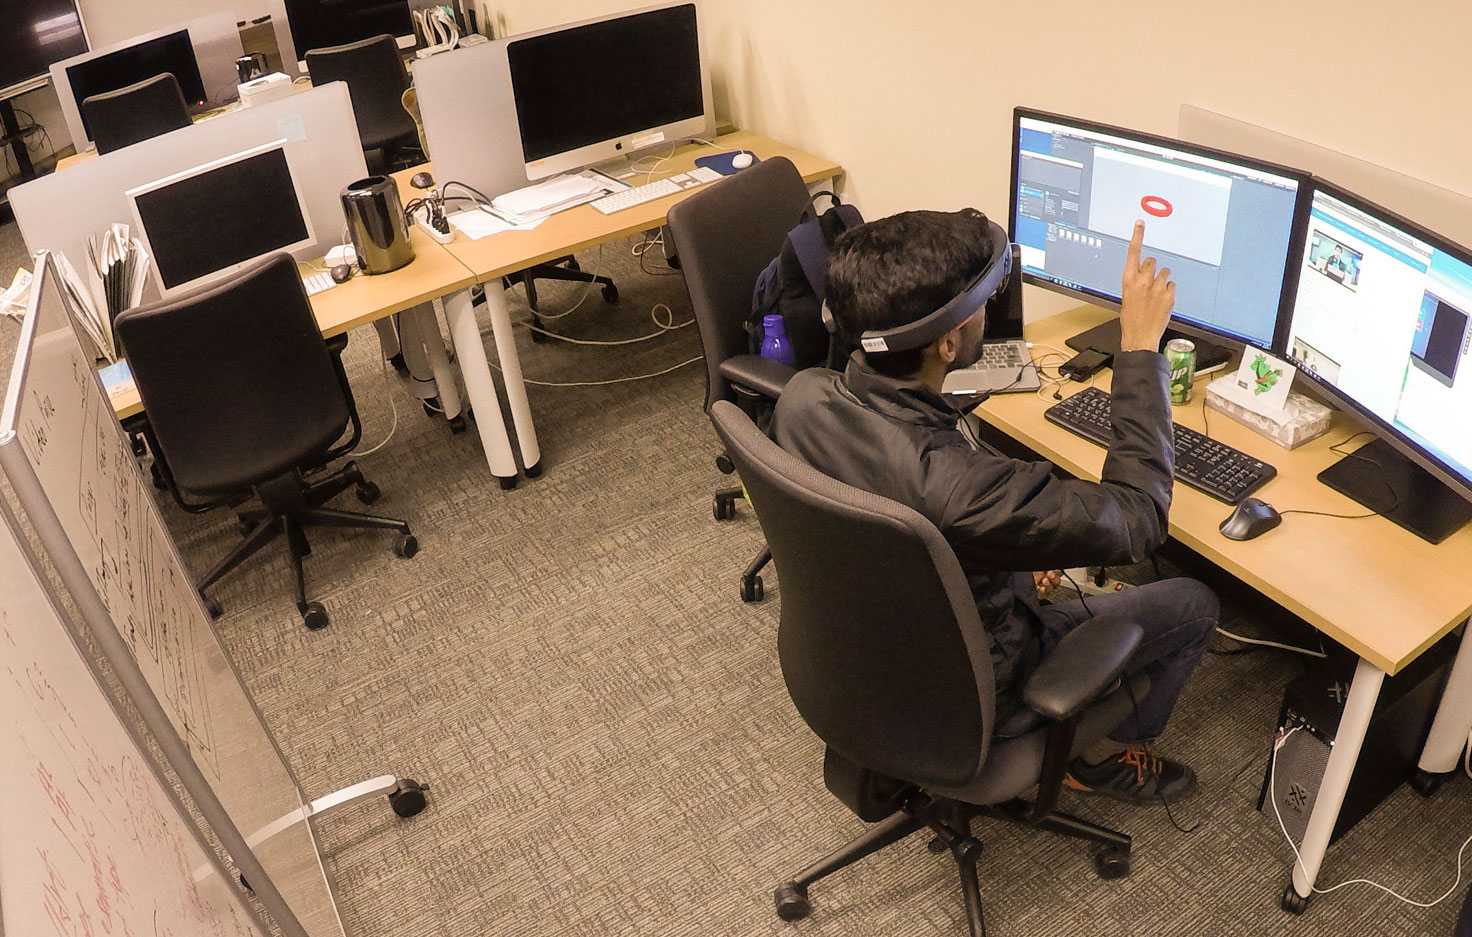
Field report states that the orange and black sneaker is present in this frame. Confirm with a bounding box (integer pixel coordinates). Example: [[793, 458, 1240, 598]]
[[1064, 748, 1198, 805]]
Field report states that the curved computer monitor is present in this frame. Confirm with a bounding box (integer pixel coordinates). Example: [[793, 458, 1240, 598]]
[[502, 2, 714, 181], [1009, 108, 1310, 353], [126, 140, 316, 298], [1284, 180, 1472, 539]]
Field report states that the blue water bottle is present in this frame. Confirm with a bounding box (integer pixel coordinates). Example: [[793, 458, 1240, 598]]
[[759, 314, 796, 366]]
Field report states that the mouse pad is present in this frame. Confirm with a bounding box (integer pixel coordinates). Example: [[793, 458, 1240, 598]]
[[695, 152, 761, 176]]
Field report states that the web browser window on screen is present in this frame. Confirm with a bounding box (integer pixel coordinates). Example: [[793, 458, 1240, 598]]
[[1012, 114, 1300, 348], [1287, 190, 1472, 482]]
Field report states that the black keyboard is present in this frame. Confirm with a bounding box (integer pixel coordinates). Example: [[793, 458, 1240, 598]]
[[1044, 386, 1276, 504]]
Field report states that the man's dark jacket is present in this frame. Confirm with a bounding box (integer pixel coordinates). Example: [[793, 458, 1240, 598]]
[[770, 349, 1176, 716]]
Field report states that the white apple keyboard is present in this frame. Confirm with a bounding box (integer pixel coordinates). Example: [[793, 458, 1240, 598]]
[[590, 166, 725, 214], [302, 270, 337, 296]]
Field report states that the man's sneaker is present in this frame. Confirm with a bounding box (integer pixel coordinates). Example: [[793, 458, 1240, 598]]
[[1063, 749, 1198, 805]]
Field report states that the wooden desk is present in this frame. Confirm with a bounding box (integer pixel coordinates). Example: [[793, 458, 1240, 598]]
[[984, 303, 1472, 909], [438, 130, 843, 476]]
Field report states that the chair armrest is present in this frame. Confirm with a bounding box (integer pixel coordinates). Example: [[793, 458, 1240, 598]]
[[1022, 615, 1143, 722], [323, 333, 363, 461], [718, 354, 798, 401]]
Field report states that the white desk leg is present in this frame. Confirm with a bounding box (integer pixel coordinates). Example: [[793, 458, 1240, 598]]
[[480, 281, 542, 476], [441, 288, 520, 487], [403, 302, 462, 421], [1284, 657, 1384, 912], [1418, 625, 1472, 777]]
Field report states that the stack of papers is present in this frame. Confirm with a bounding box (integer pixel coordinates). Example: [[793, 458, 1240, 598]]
[[59, 224, 152, 362], [490, 172, 626, 225]]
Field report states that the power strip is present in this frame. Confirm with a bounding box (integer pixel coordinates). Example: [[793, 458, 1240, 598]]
[[415, 218, 455, 245], [1061, 567, 1136, 596]]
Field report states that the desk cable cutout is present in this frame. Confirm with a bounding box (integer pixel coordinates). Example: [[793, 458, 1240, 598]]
[[1270, 726, 1472, 908]]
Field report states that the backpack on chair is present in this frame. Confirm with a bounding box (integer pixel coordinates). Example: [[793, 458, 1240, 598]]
[[750, 191, 864, 370]]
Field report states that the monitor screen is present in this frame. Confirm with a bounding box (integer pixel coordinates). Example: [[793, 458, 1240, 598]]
[[66, 29, 205, 139], [506, 3, 704, 167], [282, 0, 415, 59], [0, 0, 88, 95], [1011, 110, 1305, 349], [1286, 185, 1472, 493], [129, 143, 313, 294]]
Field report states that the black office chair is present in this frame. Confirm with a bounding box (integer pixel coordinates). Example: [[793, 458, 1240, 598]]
[[115, 254, 418, 631], [666, 156, 814, 603], [81, 73, 193, 155], [305, 35, 422, 172], [710, 399, 1149, 936]]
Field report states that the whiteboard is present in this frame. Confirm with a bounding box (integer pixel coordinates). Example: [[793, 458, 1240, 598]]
[[0, 254, 345, 937], [0, 498, 265, 937]]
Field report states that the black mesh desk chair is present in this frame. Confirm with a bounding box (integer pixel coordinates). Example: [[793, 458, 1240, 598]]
[[666, 156, 814, 602], [115, 254, 418, 630], [711, 399, 1148, 936], [305, 35, 422, 172], [81, 73, 193, 155]]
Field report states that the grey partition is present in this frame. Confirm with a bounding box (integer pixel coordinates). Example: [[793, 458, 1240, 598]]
[[0, 254, 344, 937], [10, 82, 368, 290], [0, 497, 268, 937], [1178, 105, 1472, 249]]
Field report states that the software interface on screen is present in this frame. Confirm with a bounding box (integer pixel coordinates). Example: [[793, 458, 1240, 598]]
[[1012, 114, 1301, 348], [1286, 189, 1472, 486]]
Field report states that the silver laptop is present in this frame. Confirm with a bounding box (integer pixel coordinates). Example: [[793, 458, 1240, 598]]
[[942, 246, 1041, 395]]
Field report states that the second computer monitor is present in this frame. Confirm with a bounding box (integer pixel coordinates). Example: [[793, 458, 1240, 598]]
[[126, 141, 315, 297], [66, 29, 207, 141], [1011, 109, 1307, 350], [504, 2, 713, 180]]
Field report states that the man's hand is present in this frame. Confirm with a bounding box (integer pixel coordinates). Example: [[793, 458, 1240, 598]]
[[1034, 569, 1062, 599], [1118, 220, 1176, 353]]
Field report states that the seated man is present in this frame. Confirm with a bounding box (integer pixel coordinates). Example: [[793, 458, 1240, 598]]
[[770, 208, 1217, 805]]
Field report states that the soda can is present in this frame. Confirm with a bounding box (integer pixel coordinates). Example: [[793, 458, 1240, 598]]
[[1165, 338, 1196, 404]]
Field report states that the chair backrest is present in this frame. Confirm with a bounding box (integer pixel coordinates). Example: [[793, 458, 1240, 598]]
[[81, 73, 193, 155], [709, 400, 998, 789], [305, 35, 416, 152], [114, 254, 350, 495], [665, 156, 812, 412]]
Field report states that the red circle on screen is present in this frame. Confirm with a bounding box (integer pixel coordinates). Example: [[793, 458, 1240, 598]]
[[1141, 196, 1173, 217]]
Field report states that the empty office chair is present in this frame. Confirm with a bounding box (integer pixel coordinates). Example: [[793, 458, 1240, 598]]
[[666, 156, 813, 602], [115, 254, 418, 630], [710, 399, 1148, 936], [81, 73, 193, 155], [305, 35, 421, 172]]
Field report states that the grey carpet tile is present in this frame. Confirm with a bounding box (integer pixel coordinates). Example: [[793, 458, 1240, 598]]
[[1, 218, 1469, 937]]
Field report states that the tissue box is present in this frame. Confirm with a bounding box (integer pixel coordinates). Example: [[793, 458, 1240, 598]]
[[1204, 377, 1333, 450]]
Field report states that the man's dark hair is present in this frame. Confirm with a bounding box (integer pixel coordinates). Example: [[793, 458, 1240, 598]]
[[826, 208, 996, 376]]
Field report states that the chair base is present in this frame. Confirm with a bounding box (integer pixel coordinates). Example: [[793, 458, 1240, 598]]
[[774, 790, 1131, 936], [505, 257, 618, 343], [712, 482, 772, 603], [197, 461, 416, 629]]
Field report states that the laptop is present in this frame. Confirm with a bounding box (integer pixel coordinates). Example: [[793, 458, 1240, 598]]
[[942, 245, 1041, 395]]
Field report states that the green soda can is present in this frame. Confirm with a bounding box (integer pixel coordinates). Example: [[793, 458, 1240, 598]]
[[1165, 338, 1196, 405]]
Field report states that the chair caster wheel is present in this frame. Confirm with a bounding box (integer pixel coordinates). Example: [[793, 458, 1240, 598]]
[[927, 836, 947, 854], [235, 516, 255, 535], [203, 596, 223, 619], [1409, 768, 1446, 798], [388, 352, 407, 373], [1280, 884, 1309, 914], [422, 397, 440, 418], [301, 602, 329, 630], [530, 326, 548, 344], [388, 778, 429, 817], [448, 415, 468, 434], [1094, 847, 1130, 880], [150, 463, 167, 490], [773, 883, 811, 921], [715, 454, 735, 474], [498, 475, 518, 490], [394, 533, 419, 558], [565, 257, 581, 271], [355, 481, 381, 505], [714, 495, 737, 521], [740, 576, 764, 603], [601, 284, 619, 303]]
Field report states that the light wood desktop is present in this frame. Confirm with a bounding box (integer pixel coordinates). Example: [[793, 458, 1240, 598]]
[[983, 303, 1472, 908]]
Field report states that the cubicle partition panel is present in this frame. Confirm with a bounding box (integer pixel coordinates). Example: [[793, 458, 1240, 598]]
[[412, 41, 531, 201], [0, 254, 346, 937], [0, 497, 268, 937], [1178, 105, 1472, 251], [10, 82, 369, 298]]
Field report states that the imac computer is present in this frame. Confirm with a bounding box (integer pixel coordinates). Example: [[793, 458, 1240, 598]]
[[126, 140, 315, 298], [1010, 109, 1309, 360], [1284, 181, 1472, 542], [279, 0, 417, 72], [502, 2, 714, 181], [62, 29, 206, 141]]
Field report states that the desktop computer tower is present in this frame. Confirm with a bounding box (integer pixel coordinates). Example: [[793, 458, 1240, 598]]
[[1259, 633, 1456, 846]]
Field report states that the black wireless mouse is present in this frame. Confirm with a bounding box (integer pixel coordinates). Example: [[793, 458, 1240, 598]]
[[1219, 497, 1282, 541], [409, 171, 435, 189], [330, 264, 353, 284]]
